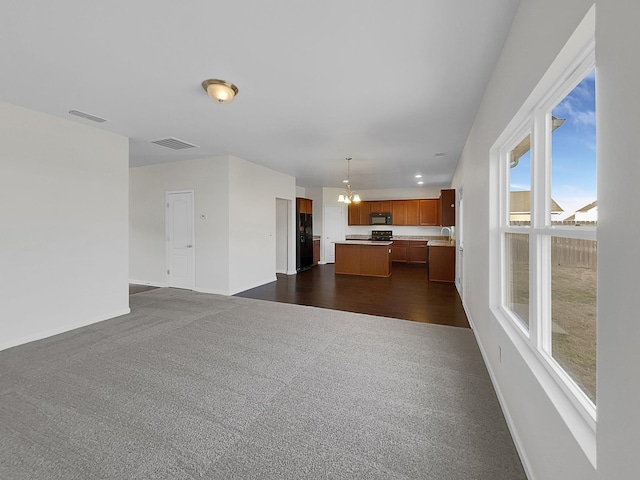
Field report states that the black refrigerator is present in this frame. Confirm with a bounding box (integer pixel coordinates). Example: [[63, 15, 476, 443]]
[[296, 212, 313, 272]]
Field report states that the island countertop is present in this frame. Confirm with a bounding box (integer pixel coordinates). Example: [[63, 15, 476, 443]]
[[334, 240, 393, 246]]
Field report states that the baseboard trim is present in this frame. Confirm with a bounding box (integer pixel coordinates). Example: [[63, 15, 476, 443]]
[[462, 298, 535, 480], [193, 287, 229, 296], [0, 307, 131, 352], [129, 279, 167, 288]]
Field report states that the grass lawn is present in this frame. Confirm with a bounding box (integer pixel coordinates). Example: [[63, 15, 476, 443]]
[[508, 261, 597, 403]]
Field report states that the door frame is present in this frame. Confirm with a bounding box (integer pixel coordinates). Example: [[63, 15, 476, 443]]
[[323, 204, 345, 264], [456, 186, 464, 301], [165, 189, 195, 289]]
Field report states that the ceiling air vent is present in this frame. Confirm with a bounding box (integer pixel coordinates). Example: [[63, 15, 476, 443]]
[[150, 137, 199, 150], [68, 110, 107, 123]]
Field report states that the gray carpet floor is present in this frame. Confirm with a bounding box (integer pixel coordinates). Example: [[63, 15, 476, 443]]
[[0, 288, 526, 479]]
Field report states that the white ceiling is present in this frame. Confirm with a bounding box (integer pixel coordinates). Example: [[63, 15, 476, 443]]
[[0, 0, 520, 189]]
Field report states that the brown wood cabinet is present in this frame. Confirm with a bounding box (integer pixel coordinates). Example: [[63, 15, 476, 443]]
[[296, 197, 313, 214], [348, 195, 453, 226], [347, 202, 371, 225], [391, 240, 427, 264], [369, 201, 392, 213], [429, 245, 456, 282], [313, 239, 320, 265], [440, 189, 456, 226], [406, 200, 420, 225], [359, 202, 371, 225], [390, 240, 408, 262], [392, 200, 420, 226], [419, 199, 440, 226], [335, 243, 391, 277], [392, 201, 406, 225], [408, 241, 428, 263]]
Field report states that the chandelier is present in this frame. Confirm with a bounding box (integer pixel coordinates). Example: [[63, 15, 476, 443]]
[[337, 158, 361, 204]]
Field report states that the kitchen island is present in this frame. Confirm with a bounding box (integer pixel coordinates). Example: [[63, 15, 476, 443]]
[[334, 240, 393, 277]]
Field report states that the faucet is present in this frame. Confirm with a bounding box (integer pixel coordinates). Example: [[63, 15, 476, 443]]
[[441, 226, 452, 243]]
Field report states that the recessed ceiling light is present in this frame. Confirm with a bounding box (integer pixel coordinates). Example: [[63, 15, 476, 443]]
[[415, 174, 422, 178], [417, 181, 424, 185]]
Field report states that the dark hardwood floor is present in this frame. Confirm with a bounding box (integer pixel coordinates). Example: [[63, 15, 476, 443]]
[[236, 263, 470, 328]]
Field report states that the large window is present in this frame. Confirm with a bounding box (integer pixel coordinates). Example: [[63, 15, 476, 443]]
[[500, 52, 597, 410]]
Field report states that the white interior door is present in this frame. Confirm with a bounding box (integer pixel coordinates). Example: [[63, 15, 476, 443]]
[[323, 204, 344, 264], [166, 191, 194, 289]]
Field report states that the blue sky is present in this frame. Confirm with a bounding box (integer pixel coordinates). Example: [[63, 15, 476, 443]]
[[510, 70, 596, 217]]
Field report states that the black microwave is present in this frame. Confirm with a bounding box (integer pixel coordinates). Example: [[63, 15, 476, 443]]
[[370, 212, 392, 225]]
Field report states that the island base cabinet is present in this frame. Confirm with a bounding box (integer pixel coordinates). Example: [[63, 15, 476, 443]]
[[391, 240, 427, 263], [335, 244, 391, 277], [428, 246, 455, 282]]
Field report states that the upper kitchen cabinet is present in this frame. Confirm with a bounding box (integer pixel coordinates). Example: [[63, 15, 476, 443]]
[[347, 194, 453, 226], [296, 197, 313, 214], [369, 201, 392, 213], [419, 199, 439, 226], [440, 189, 456, 226], [392, 201, 406, 225], [392, 200, 420, 226], [348, 201, 371, 225], [406, 200, 420, 225]]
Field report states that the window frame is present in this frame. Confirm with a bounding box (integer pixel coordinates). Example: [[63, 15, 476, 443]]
[[496, 43, 597, 425]]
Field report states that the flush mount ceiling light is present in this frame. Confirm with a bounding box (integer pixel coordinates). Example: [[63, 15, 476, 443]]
[[202, 79, 239, 103], [337, 158, 361, 204]]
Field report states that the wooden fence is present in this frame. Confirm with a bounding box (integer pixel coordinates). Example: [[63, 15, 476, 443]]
[[506, 231, 597, 268], [510, 221, 597, 227]]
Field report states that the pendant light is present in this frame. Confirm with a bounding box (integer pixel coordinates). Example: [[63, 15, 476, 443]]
[[337, 158, 361, 204]]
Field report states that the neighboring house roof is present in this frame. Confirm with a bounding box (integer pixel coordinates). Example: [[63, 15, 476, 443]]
[[510, 191, 564, 214], [565, 200, 597, 221], [576, 200, 597, 212]]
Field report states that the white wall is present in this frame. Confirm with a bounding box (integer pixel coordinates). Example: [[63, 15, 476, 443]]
[[596, 1, 640, 478], [452, 1, 640, 479], [275, 198, 289, 274], [130, 155, 296, 295], [129, 156, 230, 294], [0, 102, 129, 350], [228, 156, 296, 294]]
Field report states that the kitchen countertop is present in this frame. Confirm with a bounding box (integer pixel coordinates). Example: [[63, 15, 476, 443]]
[[345, 235, 451, 242], [334, 240, 393, 246], [427, 240, 456, 247]]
